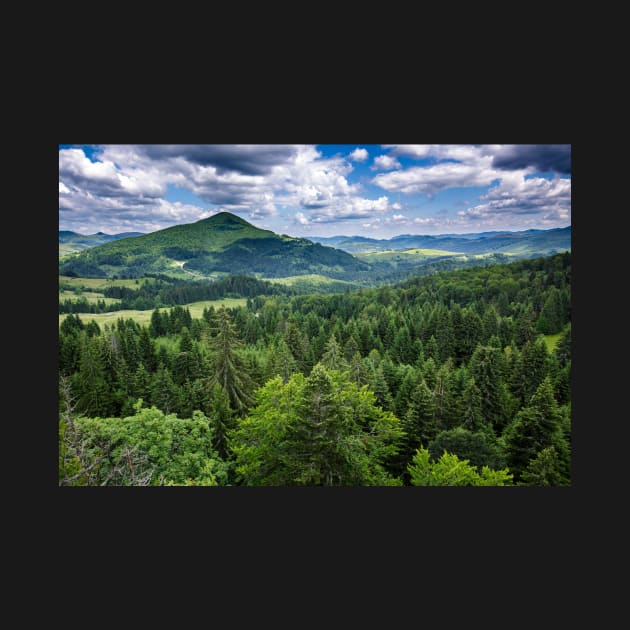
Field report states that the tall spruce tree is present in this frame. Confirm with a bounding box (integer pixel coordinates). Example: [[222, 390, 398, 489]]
[[207, 306, 253, 413]]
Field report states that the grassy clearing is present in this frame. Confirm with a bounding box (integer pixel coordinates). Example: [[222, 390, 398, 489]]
[[356, 248, 462, 264], [59, 275, 153, 289], [59, 290, 121, 305], [543, 332, 563, 352], [59, 297, 247, 329], [264, 274, 353, 286]]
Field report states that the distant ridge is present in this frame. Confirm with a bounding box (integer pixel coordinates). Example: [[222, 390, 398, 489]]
[[308, 226, 571, 255]]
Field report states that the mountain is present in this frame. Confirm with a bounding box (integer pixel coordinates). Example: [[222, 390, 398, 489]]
[[59, 212, 368, 279], [309, 226, 571, 256]]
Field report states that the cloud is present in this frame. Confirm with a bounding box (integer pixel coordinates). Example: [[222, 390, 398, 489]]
[[383, 144, 485, 162], [59, 148, 166, 199], [349, 147, 369, 162], [372, 159, 498, 196], [458, 175, 571, 224], [371, 155, 401, 171], [300, 196, 392, 223], [134, 144, 300, 175], [491, 144, 571, 174]]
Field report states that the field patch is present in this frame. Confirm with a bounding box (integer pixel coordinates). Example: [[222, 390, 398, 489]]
[[59, 290, 121, 305], [59, 297, 247, 329]]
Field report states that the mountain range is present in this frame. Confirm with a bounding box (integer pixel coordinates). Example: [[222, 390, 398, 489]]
[[308, 226, 571, 255], [59, 212, 571, 281], [59, 230, 144, 256]]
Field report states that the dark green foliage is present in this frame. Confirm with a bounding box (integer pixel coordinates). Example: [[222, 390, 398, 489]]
[[206, 306, 253, 413], [504, 377, 570, 483], [469, 345, 506, 431], [428, 428, 505, 471]]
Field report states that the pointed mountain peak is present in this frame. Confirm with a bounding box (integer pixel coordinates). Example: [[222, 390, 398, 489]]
[[199, 211, 253, 227]]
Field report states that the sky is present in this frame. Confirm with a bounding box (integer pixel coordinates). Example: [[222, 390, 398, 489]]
[[59, 144, 571, 238]]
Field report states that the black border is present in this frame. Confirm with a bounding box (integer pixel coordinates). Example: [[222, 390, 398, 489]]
[[45, 94, 585, 585]]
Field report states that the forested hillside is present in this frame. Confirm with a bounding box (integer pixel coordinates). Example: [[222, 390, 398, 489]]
[[59, 252, 571, 486]]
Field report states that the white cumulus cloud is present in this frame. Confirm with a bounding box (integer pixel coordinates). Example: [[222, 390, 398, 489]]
[[349, 147, 369, 162]]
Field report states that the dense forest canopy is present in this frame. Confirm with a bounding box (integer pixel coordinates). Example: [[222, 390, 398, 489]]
[[59, 252, 571, 486]]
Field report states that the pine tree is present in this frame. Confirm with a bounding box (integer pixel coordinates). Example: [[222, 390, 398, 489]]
[[554, 322, 571, 367], [504, 376, 569, 483], [469, 345, 506, 432], [519, 446, 564, 486], [402, 379, 437, 459], [205, 383, 235, 460], [179, 326, 193, 353], [371, 365, 393, 411], [149, 308, 165, 337], [73, 333, 110, 417], [460, 377, 488, 434], [393, 366, 418, 419], [268, 338, 298, 383], [432, 360, 456, 431], [321, 333, 348, 371], [138, 327, 157, 372], [150, 363, 180, 415], [207, 306, 253, 413]]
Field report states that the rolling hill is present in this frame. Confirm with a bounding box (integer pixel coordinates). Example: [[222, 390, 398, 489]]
[[309, 226, 571, 256], [59, 230, 145, 256], [59, 212, 369, 279]]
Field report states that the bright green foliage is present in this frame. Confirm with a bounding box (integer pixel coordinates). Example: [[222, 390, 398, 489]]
[[519, 446, 564, 486], [408, 447, 513, 486], [230, 365, 403, 486], [70, 405, 229, 485], [321, 333, 348, 371]]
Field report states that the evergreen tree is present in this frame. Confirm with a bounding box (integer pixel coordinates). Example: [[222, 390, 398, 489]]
[[207, 306, 253, 413], [150, 363, 180, 415], [519, 446, 564, 486], [469, 345, 506, 431], [73, 333, 110, 417], [321, 333, 348, 371], [149, 308, 165, 337], [205, 383, 235, 460], [371, 364, 393, 411], [138, 327, 157, 372], [179, 326, 193, 353], [400, 379, 437, 476], [504, 376, 569, 483], [554, 322, 571, 367]]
